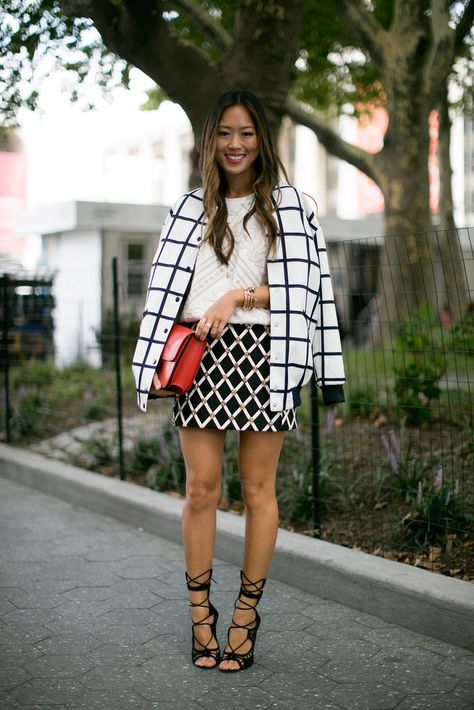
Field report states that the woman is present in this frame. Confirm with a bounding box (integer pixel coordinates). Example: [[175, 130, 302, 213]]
[[132, 90, 345, 672]]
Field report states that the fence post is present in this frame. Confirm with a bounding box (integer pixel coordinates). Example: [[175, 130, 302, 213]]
[[112, 258, 125, 480], [310, 377, 321, 538], [1, 275, 12, 444]]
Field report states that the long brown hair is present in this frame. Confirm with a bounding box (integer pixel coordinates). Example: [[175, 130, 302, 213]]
[[198, 90, 289, 265]]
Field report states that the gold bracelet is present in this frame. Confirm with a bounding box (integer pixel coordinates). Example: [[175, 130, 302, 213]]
[[243, 286, 257, 310], [245, 287, 255, 310]]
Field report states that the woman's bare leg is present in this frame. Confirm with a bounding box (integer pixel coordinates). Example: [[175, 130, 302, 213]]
[[219, 429, 286, 670], [179, 426, 227, 667]]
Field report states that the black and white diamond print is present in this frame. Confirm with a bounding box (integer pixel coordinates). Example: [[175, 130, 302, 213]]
[[172, 322, 297, 431]]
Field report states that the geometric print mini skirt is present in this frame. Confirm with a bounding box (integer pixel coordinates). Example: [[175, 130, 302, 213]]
[[172, 321, 298, 431]]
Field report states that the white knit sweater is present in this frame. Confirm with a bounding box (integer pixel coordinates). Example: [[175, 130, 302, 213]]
[[180, 194, 271, 325]]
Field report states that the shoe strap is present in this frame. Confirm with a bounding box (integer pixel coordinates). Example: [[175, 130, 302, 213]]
[[190, 604, 216, 622], [239, 570, 266, 600], [230, 604, 260, 623], [185, 568, 215, 592], [239, 586, 263, 600]]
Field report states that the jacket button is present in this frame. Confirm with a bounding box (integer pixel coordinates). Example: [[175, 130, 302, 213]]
[[271, 401, 277, 407], [164, 328, 168, 333], [152, 359, 157, 365], [197, 237, 202, 242], [175, 297, 180, 302], [274, 354, 279, 360], [186, 266, 191, 271]]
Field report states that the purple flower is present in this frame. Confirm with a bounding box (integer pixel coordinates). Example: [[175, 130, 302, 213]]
[[156, 431, 170, 467], [417, 480, 423, 504], [389, 429, 401, 462], [325, 409, 336, 435], [381, 431, 398, 473]]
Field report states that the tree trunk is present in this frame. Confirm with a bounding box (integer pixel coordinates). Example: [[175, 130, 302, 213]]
[[374, 85, 435, 343], [186, 0, 304, 185], [376, 162, 435, 343], [436, 91, 469, 321]]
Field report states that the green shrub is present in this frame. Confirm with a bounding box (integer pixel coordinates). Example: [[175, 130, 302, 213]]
[[95, 310, 140, 367], [82, 398, 108, 421], [10, 358, 56, 388], [393, 305, 446, 425], [278, 434, 342, 524], [84, 436, 115, 469], [348, 385, 377, 418], [60, 359, 94, 377], [222, 432, 242, 504], [128, 425, 186, 492], [50, 380, 86, 400], [390, 456, 429, 503], [401, 479, 471, 547], [130, 437, 160, 475], [11, 392, 49, 439], [380, 430, 430, 502], [448, 313, 474, 353]]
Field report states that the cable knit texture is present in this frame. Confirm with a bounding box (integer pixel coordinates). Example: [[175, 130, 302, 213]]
[[180, 195, 271, 325]]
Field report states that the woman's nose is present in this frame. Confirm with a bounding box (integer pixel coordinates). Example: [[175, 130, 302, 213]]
[[228, 133, 242, 149]]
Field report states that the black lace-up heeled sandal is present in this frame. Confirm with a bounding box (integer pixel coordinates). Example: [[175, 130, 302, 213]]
[[219, 569, 267, 672], [185, 568, 221, 669]]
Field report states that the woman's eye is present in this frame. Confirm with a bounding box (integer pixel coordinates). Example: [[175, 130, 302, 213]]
[[217, 131, 229, 136], [243, 132, 254, 137]]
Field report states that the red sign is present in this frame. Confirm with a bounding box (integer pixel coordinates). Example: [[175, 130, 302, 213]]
[[0, 151, 26, 256]]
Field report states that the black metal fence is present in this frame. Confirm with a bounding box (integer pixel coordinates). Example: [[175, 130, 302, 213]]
[[1, 230, 473, 581]]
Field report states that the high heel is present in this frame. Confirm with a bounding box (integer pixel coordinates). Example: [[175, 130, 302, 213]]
[[185, 567, 221, 668], [219, 569, 266, 672]]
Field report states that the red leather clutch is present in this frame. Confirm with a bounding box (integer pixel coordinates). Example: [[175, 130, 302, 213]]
[[155, 323, 207, 395]]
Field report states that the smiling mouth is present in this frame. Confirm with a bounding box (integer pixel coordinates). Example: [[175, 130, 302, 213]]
[[226, 154, 246, 163]]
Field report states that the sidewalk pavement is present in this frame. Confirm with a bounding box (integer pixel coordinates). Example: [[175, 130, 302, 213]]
[[0, 476, 473, 710]]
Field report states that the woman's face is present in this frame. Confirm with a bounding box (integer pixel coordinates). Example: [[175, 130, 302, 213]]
[[215, 105, 259, 182]]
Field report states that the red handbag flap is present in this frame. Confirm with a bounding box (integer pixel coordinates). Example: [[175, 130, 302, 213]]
[[160, 325, 194, 362]]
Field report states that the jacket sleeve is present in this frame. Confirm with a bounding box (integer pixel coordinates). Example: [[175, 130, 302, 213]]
[[141, 201, 178, 316], [302, 194, 346, 405]]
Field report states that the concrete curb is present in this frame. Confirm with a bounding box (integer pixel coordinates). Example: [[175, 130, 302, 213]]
[[1, 443, 473, 652]]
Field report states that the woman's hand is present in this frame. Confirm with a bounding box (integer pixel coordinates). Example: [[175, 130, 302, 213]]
[[149, 372, 174, 397], [195, 290, 239, 341]]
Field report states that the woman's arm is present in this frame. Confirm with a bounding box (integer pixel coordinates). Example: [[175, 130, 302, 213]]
[[194, 285, 269, 340], [230, 285, 270, 310]]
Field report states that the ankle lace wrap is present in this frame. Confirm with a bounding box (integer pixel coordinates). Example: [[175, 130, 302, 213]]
[[185, 567, 220, 667], [219, 569, 267, 672]]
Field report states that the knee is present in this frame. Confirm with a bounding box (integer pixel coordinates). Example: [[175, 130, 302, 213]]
[[240, 477, 275, 510], [185, 477, 220, 512]]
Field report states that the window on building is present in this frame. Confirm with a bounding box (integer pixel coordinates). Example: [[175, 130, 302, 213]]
[[126, 241, 146, 297]]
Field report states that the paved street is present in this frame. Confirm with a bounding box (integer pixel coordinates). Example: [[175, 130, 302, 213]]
[[0, 476, 473, 710]]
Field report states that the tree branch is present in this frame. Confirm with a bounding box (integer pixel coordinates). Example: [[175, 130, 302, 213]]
[[285, 96, 381, 186], [172, 0, 232, 52], [336, 0, 387, 68], [454, 0, 474, 52], [59, 0, 216, 115], [423, 0, 454, 98]]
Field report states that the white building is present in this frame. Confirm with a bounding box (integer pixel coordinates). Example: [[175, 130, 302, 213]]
[[18, 200, 168, 366]]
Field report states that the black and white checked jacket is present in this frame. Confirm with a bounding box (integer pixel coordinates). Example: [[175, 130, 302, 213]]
[[132, 184, 345, 413]]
